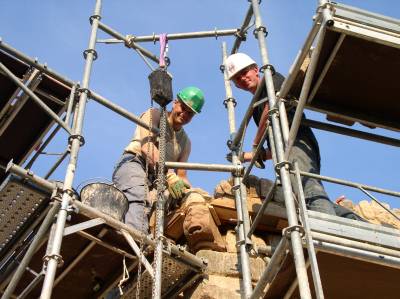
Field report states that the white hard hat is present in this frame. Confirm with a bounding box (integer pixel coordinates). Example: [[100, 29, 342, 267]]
[[225, 53, 256, 80]]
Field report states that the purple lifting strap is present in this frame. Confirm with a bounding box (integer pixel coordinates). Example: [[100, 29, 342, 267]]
[[159, 33, 168, 68]]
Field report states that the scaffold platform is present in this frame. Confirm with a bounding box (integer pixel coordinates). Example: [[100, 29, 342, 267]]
[[264, 211, 400, 299], [289, 2, 400, 131], [0, 48, 71, 184]]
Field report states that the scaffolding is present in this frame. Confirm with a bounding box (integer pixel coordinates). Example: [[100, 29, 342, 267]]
[[0, 0, 399, 298]]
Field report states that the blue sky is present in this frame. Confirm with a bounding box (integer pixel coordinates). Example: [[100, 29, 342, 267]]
[[1, 1, 399, 208]]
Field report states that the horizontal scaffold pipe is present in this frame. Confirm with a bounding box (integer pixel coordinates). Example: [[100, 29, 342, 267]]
[[311, 231, 400, 259], [294, 170, 400, 198], [132, 28, 239, 42], [0, 62, 72, 135], [7, 160, 58, 191], [97, 21, 159, 63], [165, 161, 244, 175], [89, 92, 159, 134], [0, 39, 75, 87], [303, 119, 400, 148], [312, 239, 400, 269]]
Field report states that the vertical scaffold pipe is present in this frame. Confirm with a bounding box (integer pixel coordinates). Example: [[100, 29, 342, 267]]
[[221, 42, 253, 298], [250, 0, 312, 298], [294, 162, 324, 299], [39, 1, 102, 298], [285, 0, 333, 159], [284, 23, 327, 160]]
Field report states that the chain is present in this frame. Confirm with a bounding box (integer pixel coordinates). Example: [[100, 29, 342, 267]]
[[152, 106, 167, 299], [135, 100, 155, 299]]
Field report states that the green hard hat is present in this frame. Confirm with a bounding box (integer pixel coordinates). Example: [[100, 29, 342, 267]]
[[177, 86, 205, 114]]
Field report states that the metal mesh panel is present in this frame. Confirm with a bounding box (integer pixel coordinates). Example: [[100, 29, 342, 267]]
[[0, 176, 48, 252], [122, 254, 194, 298]]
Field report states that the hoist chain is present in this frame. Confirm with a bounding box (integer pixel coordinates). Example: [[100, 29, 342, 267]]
[[152, 106, 168, 299]]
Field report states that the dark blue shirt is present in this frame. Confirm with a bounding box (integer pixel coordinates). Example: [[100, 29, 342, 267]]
[[252, 76, 320, 160]]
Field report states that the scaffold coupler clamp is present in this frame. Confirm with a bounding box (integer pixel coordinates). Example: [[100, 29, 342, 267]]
[[50, 185, 64, 203], [274, 160, 292, 174], [177, 244, 186, 254], [268, 107, 279, 120], [223, 97, 237, 109], [249, 243, 260, 257], [253, 25, 268, 39], [89, 14, 101, 25], [231, 182, 241, 194], [63, 188, 79, 213], [245, 236, 254, 250], [125, 34, 135, 48], [235, 233, 253, 250], [283, 225, 305, 239], [159, 235, 172, 255], [83, 48, 98, 61], [260, 64, 275, 76], [77, 86, 91, 102], [68, 133, 85, 146], [219, 64, 225, 73], [226, 136, 240, 152], [234, 28, 247, 41], [200, 257, 209, 267], [233, 165, 245, 177], [43, 253, 64, 268], [317, 1, 334, 27]]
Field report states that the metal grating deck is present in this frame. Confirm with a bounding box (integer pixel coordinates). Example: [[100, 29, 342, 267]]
[[122, 253, 200, 298], [0, 175, 49, 258]]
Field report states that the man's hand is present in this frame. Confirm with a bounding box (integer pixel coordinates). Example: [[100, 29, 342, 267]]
[[166, 172, 190, 199], [226, 147, 269, 169], [252, 145, 266, 169]]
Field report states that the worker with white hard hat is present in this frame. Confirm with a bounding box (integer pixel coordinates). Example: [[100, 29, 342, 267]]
[[225, 53, 364, 221]]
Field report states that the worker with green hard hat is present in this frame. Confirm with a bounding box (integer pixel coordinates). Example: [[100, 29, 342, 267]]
[[112, 86, 205, 233]]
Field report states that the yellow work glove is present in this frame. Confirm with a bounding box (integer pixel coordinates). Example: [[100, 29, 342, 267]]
[[166, 172, 190, 200]]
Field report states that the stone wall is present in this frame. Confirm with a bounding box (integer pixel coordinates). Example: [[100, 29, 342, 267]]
[[337, 197, 400, 228]]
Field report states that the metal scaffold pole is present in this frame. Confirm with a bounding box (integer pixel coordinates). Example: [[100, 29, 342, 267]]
[[249, 0, 312, 298], [294, 162, 324, 298], [221, 42, 253, 298], [38, 1, 102, 298], [284, 6, 330, 160]]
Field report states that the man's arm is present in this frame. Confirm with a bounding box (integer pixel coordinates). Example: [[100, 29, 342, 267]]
[[140, 108, 161, 168], [254, 103, 269, 147], [245, 103, 272, 164]]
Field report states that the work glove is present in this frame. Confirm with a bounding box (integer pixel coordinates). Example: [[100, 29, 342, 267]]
[[226, 152, 244, 163], [252, 145, 266, 169], [166, 172, 190, 200]]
